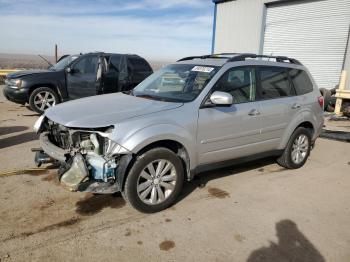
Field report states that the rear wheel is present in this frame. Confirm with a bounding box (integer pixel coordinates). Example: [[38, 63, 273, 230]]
[[29, 87, 59, 114], [277, 127, 312, 169], [123, 148, 184, 213]]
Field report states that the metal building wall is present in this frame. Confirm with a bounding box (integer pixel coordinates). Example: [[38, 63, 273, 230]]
[[213, 0, 350, 90], [214, 0, 263, 53], [213, 0, 279, 54], [263, 0, 350, 90]]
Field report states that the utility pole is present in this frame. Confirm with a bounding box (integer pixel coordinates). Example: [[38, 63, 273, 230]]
[[55, 44, 58, 63]]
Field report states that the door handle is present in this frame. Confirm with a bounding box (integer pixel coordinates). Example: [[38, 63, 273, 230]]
[[291, 103, 301, 109], [248, 109, 260, 116]]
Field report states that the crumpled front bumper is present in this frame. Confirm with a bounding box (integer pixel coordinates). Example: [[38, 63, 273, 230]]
[[35, 131, 125, 193], [39, 132, 69, 163]]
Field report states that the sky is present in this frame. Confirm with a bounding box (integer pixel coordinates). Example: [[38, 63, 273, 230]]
[[0, 0, 214, 61]]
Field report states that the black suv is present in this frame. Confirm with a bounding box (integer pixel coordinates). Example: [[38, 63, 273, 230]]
[[3, 52, 153, 113]]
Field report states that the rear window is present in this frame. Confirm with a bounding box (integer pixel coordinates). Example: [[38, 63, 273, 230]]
[[288, 69, 313, 95], [259, 67, 295, 99], [128, 57, 152, 72], [109, 55, 122, 72]]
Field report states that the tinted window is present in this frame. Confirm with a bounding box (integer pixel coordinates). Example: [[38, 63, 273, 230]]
[[109, 55, 121, 72], [128, 57, 152, 72], [74, 55, 98, 74], [214, 67, 256, 104], [259, 67, 294, 99], [288, 69, 313, 95]]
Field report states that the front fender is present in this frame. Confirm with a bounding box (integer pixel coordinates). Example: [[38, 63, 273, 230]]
[[118, 124, 197, 169]]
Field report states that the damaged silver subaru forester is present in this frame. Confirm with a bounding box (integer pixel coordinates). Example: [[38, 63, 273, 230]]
[[34, 54, 324, 213]]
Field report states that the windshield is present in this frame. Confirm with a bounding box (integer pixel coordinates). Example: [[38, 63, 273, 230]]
[[50, 55, 79, 70], [132, 64, 219, 102]]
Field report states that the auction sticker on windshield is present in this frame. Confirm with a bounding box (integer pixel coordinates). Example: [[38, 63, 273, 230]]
[[191, 66, 214, 73]]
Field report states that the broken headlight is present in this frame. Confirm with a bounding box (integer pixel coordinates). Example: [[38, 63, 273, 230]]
[[104, 138, 130, 157], [33, 115, 45, 133]]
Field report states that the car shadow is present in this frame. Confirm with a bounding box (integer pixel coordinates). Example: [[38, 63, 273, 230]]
[[176, 157, 277, 204], [0, 132, 38, 149], [0, 126, 28, 136], [247, 219, 325, 262]]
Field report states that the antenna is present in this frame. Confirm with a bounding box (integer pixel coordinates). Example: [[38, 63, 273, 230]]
[[38, 55, 53, 67]]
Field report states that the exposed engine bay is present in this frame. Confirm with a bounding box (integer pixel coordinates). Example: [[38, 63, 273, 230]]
[[34, 116, 130, 193]]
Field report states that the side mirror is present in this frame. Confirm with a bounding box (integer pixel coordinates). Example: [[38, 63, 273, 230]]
[[209, 91, 233, 106], [66, 67, 78, 74]]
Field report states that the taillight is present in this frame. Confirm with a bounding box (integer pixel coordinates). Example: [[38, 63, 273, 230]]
[[318, 96, 324, 109]]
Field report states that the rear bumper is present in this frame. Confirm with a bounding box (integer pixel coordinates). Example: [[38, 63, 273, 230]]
[[2, 85, 29, 104]]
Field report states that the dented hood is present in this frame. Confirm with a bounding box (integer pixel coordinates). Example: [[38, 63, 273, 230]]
[[45, 93, 183, 128]]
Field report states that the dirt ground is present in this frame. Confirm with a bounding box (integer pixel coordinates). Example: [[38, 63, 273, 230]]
[[0, 85, 350, 262]]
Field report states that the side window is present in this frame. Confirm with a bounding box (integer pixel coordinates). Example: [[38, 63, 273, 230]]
[[259, 67, 295, 99], [128, 57, 152, 72], [74, 55, 98, 74], [214, 67, 256, 104], [288, 69, 313, 95], [109, 55, 122, 72]]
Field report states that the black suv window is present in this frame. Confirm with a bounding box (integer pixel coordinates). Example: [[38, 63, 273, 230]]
[[128, 57, 152, 72], [288, 69, 313, 95], [109, 55, 122, 72], [74, 55, 98, 74], [259, 67, 295, 99], [214, 67, 256, 104]]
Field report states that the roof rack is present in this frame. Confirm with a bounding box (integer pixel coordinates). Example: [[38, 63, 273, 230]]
[[177, 54, 225, 62], [177, 53, 243, 62], [227, 53, 302, 65], [177, 53, 302, 65]]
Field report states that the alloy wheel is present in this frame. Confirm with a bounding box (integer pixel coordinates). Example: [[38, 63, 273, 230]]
[[137, 159, 177, 205], [34, 91, 56, 111], [291, 134, 309, 164]]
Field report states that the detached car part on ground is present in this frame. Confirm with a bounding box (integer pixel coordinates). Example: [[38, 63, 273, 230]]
[[3, 52, 153, 114], [33, 53, 324, 213]]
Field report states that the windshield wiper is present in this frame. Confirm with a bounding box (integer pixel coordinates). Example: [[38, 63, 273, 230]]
[[135, 94, 160, 100]]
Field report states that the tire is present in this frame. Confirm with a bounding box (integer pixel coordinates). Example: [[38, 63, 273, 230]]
[[277, 127, 312, 169], [29, 87, 59, 114], [330, 85, 338, 96], [319, 88, 331, 108], [123, 148, 184, 213]]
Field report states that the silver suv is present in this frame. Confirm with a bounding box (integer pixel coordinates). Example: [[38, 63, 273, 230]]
[[34, 53, 324, 213]]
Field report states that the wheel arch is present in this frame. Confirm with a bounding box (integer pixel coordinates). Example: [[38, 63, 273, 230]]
[[28, 83, 61, 102], [279, 119, 315, 149], [117, 139, 191, 192]]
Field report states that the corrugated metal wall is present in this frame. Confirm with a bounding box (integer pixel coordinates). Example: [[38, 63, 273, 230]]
[[263, 0, 350, 89]]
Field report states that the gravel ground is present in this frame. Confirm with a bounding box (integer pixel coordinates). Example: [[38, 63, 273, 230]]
[[0, 86, 350, 262]]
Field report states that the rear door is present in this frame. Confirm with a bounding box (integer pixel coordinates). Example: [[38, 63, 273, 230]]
[[257, 66, 299, 149], [66, 54, 99, 99], [103, 54, 122, 94], [197, 66, 263, 165], [127, 56, 153, 90]]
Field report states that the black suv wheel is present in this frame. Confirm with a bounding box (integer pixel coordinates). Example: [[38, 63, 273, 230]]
[[29, 87, 59, 114]]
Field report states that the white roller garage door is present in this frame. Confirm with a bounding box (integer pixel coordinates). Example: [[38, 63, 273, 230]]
[[263, 0, 350, 89]]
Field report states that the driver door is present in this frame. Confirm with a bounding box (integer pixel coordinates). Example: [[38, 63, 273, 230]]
[[66, 54, 99, 99], [197, 66, 263, 165]]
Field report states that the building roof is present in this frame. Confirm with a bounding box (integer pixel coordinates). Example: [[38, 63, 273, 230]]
[[212, 0, 234, 4]]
